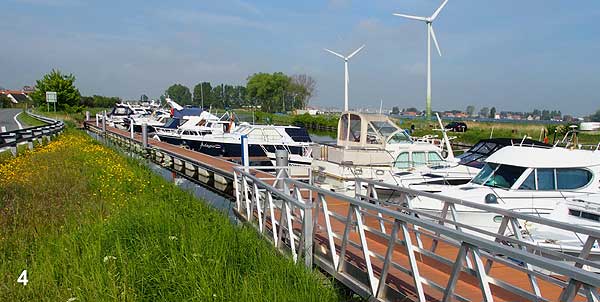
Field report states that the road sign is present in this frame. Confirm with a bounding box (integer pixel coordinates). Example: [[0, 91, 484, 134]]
[[46, 92, 57, 103], [46, 91, 57, 112]]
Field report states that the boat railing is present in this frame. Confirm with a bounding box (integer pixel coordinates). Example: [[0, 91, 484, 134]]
[[233, 165, 600, 301]]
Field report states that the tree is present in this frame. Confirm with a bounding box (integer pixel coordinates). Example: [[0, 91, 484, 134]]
[[193, 82, 213, 108], [165, 84, 192, 105], [466, 105, 475, 117], [489, 107, 496, 119], [0, 94, 12, 108], [30, 69, 81, 110], [246, 72, 292, 113], [391, 106, 400, 115], [479, 107, 489, 118], [290, 74, 316, 109], [140, 94, 149, 102]]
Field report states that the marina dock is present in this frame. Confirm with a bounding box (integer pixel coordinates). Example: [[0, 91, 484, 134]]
[[84, 120, 600, 302]]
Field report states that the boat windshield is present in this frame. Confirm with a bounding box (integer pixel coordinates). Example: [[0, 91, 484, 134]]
[[471, 163, 527, 189], [371, 121, 398, 137], [387, 131, 411, 144]]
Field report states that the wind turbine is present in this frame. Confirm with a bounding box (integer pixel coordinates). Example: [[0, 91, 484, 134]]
[[394, 0, 449, 118], [324, 45, 366, 112]]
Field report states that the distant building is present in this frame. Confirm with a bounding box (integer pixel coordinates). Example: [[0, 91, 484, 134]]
[[0, 89, 32, 104], [294, 108, 320, 115]]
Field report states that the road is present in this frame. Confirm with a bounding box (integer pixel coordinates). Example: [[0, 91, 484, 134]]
[[0, 109, 23, 132]]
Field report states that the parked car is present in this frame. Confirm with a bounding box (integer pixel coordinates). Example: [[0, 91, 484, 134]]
[[445, 121, 468, 132]]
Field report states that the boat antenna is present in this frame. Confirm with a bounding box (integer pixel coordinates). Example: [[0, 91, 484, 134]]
[[489, 126, 494, 139], [520, 135, 527, 146], [435, 113, 454, 160]]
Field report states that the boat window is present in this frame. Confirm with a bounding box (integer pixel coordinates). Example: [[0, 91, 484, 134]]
[[484, 164, 527, 189], [387, 131, 411, 144], [519, 171, 536, 190], [371, 121, 398, 138], [556, 168, 593, 190], [285, 128, 311, 142], [349, 114, 361, 142], [339, 114, 349, 141], [427, 152, 443, 165], [569, 209, 600, 222], [367, 125, 382, 144], [472, 163, 497, 185], [394, 152, 410, 169], [413, 152, 427, 167], [112, 107, 130, 115], [536, 168, 556, 191]]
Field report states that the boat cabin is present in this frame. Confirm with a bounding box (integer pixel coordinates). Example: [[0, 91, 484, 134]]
[[337, 112, 411, 148], [470, 146, 600, 193]]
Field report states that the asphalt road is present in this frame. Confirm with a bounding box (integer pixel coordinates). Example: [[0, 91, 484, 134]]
[[0, 109, 23, 132]]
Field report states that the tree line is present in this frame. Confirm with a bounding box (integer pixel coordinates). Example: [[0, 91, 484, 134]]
[[26, 69, 316, 113], [164, 73, 316, 113]]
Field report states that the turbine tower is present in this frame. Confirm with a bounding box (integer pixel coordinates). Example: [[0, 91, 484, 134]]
[[324, 45, 365, 112], [394, 0, 449, 118]]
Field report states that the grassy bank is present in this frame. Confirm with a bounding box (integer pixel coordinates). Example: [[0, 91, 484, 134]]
[[0, 130, 341, 301], [32, 107, 107, 127]]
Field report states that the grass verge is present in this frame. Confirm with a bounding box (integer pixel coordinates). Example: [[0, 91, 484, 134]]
[[16, 111, 47, 128], [0, 129, 341, 301]]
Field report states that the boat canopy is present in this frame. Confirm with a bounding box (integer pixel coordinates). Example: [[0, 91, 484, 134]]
[[336, 112, 410, 148], [485, 146, 600, 168]]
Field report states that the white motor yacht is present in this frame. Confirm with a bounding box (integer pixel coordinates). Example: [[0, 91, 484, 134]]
[[408, 145, 600, 233], [311, 111, 446, 194]]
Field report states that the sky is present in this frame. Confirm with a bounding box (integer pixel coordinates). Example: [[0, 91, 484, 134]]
[[1, 0, 599, 115]]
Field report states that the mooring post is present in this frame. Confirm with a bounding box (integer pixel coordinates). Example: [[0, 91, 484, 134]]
[[130, 119, 134, 139], [141, 123, 148, 148], [95, 114, 99, 127], [85, 111, 90, 121], [275, 149, 289, 190], [102, 110, 107, 134], [241, 134, 249, 171]]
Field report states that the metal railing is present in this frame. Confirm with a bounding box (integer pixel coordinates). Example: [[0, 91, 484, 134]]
[[0, 111, 64, 152], [233, 167, 600, 301]]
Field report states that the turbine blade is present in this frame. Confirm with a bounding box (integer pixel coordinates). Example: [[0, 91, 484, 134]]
[[430, 0, 449, 21], [347, 44, 365, 59], [430, 26, 442, 56], [324, 48, 345, 59], [392, 13, 428, 22]]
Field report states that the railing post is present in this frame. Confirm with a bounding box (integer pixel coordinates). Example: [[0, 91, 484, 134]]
[[130, 119, 134, 139], [303, 191, 313, 269], [102, 110, 107, 133], [85, 111, 90, 121], [141, 123, 148, 148]]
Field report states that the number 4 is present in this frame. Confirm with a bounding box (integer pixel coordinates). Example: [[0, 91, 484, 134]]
[[17, 270, 28, 286]]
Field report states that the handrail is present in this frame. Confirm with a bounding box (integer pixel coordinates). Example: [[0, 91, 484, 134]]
[[355, 177, 600, 240], [234, 167, 600, 301]]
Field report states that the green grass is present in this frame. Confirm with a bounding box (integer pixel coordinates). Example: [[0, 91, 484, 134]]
[[33, 107, 108, 127], [16, 111, 47, 128], [0, 129, 341, 301]]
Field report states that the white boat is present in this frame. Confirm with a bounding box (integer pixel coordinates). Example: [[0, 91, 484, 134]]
[[385, 138, 551, 188], [311, 111, 446, 194], [408, 145, 600, 234]]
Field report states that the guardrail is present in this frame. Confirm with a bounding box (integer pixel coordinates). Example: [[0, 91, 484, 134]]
[[0, 111, 64, 155], [233, 167, 600, 301]]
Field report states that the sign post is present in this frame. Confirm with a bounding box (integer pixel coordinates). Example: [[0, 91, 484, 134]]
[[45, 92, 57, 112]]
